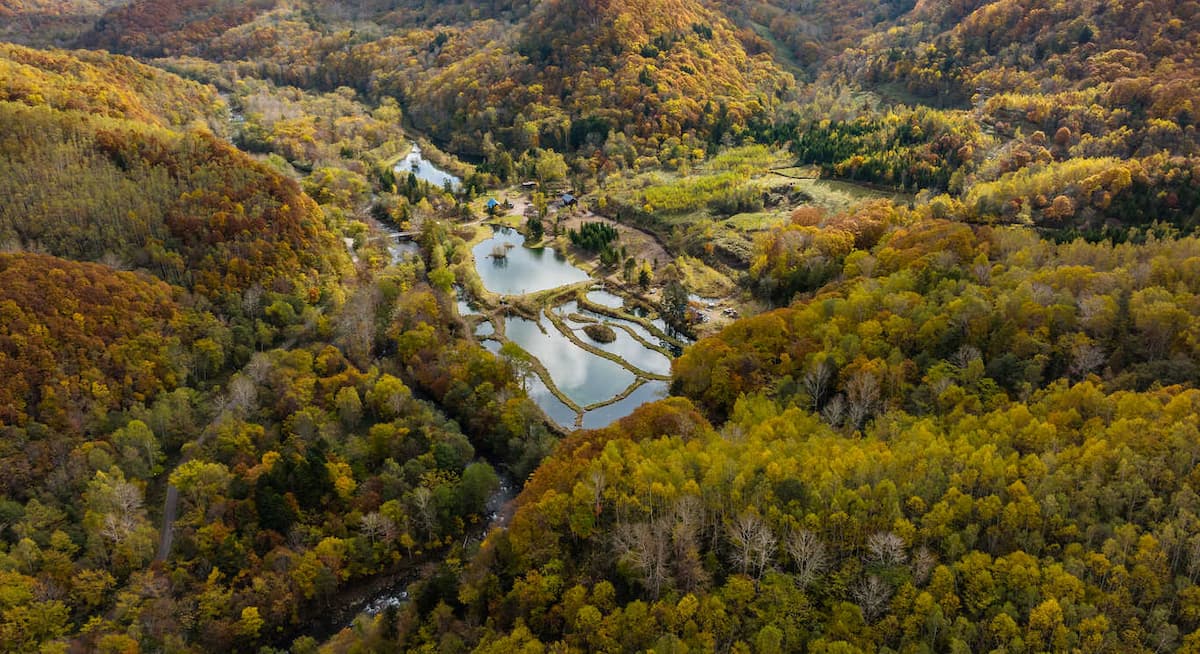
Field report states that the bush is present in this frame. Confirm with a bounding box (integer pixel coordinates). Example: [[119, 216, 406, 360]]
[[583, 323, 617, 343]]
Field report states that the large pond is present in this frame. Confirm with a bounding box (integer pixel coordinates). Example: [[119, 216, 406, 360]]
[[556, 302, 672, 377], [473, 226, 590, 295], [462, 222, 694, 431], [504, 315, 636, 408], [395, 144, 461, 191]]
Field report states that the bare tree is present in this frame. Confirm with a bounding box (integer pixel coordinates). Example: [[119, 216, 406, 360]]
[[98, 480, 144, 546], [845, 371, 881, 430], [225, 374, 257, 415], [672, 496, 708, 591], [245, 352, 273, 384], [821, 394, 846, 428], [866, 531, 907, 567], [613, 520, 672, 598], [588, 468, 607, 517], [241, 284, 265, 316], [336, 285, 380, 367], [972, 259, 991, 284], [803, 359, 833, 411], [951, 345, 982, 370], [786, 529, 830, 587], [361, 512, 397, 544], [411, 487, 436, 539], [1187, 535, 1200, 584], [852, 575, 893, 621], [912, 546, 936, 585], [1069, 342, 1106, 379], [728, 513, 776, 580]]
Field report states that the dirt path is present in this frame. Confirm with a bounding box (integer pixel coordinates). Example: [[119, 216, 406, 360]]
[[155, 486, 178, 561]]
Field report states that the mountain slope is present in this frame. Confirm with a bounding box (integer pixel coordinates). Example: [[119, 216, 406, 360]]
[[0, 45, 348, 306]]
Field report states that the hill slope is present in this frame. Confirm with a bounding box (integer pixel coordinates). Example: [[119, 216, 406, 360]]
[[0, 44, 348, 306]]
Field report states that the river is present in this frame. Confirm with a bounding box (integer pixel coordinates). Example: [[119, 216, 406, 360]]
[[330, 473, 517, 634]]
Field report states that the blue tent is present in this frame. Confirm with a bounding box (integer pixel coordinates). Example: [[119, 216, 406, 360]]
[[561, 193, 577, 206], [486, 198, 500, 210]]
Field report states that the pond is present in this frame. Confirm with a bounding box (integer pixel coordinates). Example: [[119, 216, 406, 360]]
[[555, 302, 671, 377], [473, 226, 590, 295], [474, 320, 495, 338], [524, 374, 579, 431], [395, 144, 461, 191], [480, 339, 502, 354], [581, 381, 669, 430], [387, 235, 421, 263], [586, 289, 625, 309], [455, 287, 481, 316], [504, 315, 636, 408]]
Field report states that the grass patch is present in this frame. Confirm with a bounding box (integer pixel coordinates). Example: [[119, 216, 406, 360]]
[[674, 255, 736, 296], [725, 211, 790, 231], [709, 144, 774, 171], [642, 171, 746, 213]]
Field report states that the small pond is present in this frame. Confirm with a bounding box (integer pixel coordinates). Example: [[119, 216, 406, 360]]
[[455, 287, 481, 316], [473, 226, 590, 295], [474, 320, 496, 338], [388, 235, 421, 263], [586, 290, 625, 309], [480, 339, 502, 354], [395, 144, 461, 191], [524, 374, 578, 431], [581, 381, 670, 430]]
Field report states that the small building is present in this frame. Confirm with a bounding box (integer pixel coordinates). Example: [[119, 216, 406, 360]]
[[521, 181, 538, 190], [561, 193, 578, 207]]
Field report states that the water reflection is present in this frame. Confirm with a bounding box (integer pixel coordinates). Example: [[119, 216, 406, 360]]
[[505, 315, 635, 407], [586, 290, 625, 309], [523, 374, 578, 430], [473, 227, 590, 295], [572, 321, 671, 377], [395, 144, 461, 191], [581, 381, 669, 430], [474, 320, 496, 338]]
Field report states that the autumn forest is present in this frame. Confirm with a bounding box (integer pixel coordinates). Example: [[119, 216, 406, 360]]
[[1, 0, 1199, 652]]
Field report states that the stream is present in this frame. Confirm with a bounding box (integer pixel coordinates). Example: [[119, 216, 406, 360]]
[[332, 473, 517, 633]]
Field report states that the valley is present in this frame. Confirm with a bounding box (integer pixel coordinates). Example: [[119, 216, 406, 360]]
[[1, 0, 1199, 652]]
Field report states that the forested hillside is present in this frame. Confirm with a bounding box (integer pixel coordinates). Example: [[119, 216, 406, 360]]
[[75, 0, 793, 158], [2, 0, 1200, 652], [330, 215, 1200, 654], [0, 45, 553, 651]]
